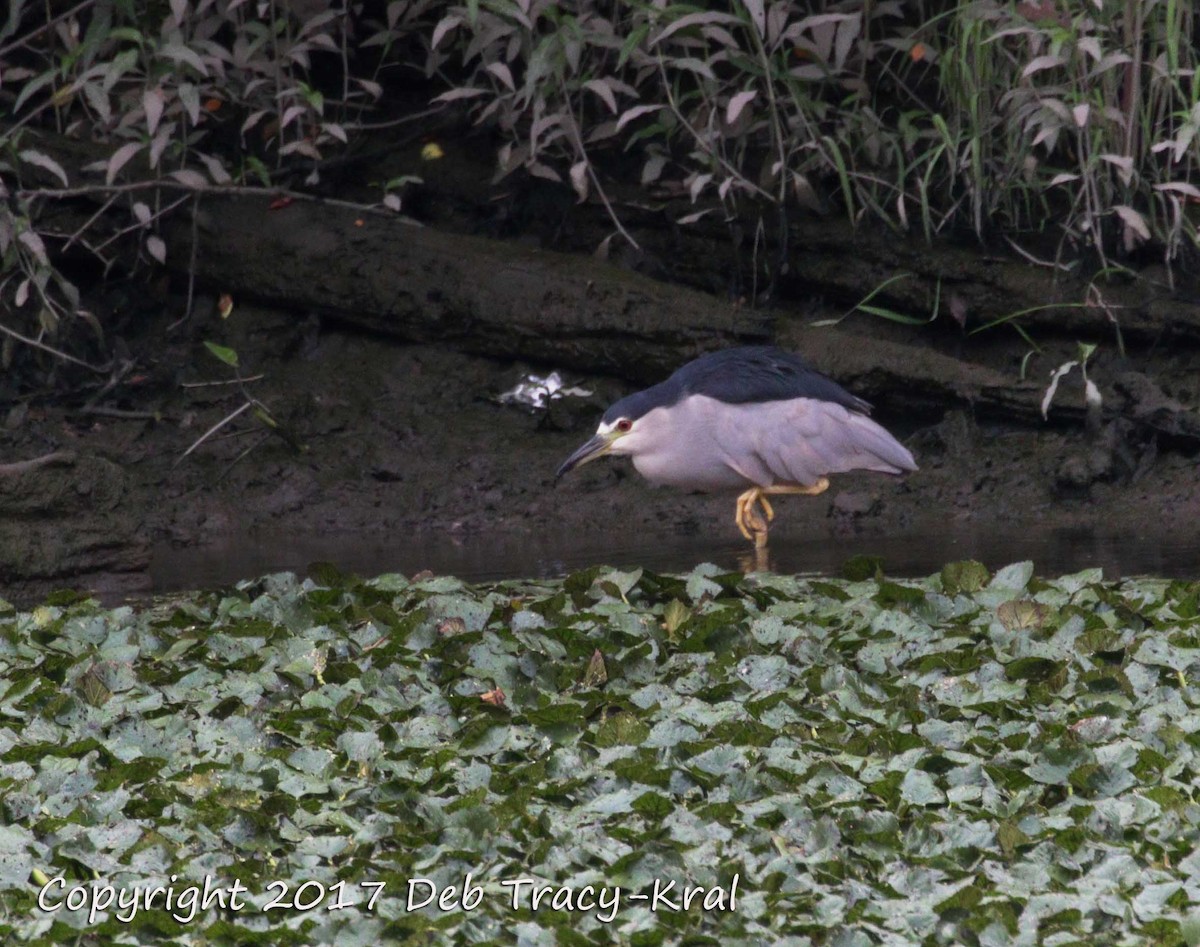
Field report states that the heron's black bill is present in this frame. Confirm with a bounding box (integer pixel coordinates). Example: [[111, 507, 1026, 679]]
[[556, 432, 611, 480]]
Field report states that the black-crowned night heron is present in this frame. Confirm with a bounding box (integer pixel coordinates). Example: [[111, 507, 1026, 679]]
[[556, 346, 917, 548]]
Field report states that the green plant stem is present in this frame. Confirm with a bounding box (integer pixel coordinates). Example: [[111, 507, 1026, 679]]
[[656, 56, 772, 202], [557, 76, 641, 252], [0, 0, 100, 58]]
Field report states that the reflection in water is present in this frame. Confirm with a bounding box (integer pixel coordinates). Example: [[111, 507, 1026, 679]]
[[150, 521, 1200, 593]]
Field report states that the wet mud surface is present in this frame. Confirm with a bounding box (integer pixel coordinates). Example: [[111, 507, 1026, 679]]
[[3, 302, 1199, 604]]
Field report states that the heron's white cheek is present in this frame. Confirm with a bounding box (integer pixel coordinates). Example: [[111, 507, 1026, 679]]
[[610, 431, 644, 456]]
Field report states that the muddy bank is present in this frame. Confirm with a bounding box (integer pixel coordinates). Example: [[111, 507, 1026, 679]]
[[7, 117, 1200, 604], [3, 299, 1199, 604]]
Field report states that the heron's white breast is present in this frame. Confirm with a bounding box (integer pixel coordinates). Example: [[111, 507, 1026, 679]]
[[625, 399, 755, 490]]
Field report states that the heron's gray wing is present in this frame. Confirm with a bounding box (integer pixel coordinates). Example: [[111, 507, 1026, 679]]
[[717, 398, 917, 487]]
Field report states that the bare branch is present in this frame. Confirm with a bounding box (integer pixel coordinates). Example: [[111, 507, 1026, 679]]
[[18, 181, 408, 221], [175, 401, 252, 466], [0, 451, 77, 476], [0, 320, 110, 372], [180, 374, 265, 388]]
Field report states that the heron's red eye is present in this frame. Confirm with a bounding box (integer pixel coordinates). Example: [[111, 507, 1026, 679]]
[[616, 418, 633, 433]]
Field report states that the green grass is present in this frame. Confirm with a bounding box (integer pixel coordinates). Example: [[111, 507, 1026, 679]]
[[1, 562, 1199, 944]]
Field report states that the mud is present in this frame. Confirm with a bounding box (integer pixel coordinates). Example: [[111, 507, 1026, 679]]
[[3, 298, 1199, 604]]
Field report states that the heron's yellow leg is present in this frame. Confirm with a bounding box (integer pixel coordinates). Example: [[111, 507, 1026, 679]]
[[738, 544, 772, 575], [735, 488, 769, 543], [735, 490, 754, 541], [735, 489, 774, 548], [762, 478, 830, 501], [734, 478, 831, 547]]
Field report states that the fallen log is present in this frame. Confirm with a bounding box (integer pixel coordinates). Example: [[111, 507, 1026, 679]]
[[12, 123, 1200, 439], [779, 326, 1200, 445], [163, 193, 772, 382]]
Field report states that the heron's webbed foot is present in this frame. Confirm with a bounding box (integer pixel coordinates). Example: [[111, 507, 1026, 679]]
[[734, 478, 831, 547]]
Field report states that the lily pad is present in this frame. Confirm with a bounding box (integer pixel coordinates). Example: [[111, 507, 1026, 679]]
[[0, 565, 1197, 944]]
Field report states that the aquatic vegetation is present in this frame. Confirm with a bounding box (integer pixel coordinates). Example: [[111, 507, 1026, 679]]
[[1, 562, 1198, 944]]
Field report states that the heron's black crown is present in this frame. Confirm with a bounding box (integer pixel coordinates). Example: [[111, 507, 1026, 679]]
[[601, 346, 871, 425]]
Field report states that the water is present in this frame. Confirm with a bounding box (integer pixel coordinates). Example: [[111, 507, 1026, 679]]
[[149, 521, 1200, 593]]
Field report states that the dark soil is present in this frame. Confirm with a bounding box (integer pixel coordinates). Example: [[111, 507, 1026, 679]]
[[4, 295, 1200, 605]]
